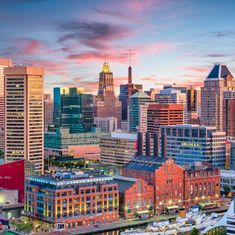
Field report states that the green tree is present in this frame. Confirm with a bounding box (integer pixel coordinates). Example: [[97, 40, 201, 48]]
[[190, 228, 199, 235], [223, 184, 231, 196]]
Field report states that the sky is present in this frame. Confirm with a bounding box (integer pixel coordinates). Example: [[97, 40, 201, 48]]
[[1, 0, 235, 95]]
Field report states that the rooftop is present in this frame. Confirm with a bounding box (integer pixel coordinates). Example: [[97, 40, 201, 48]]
[[130, 91, 150, 99], [206, 64, 233, 80], [125, 156, 165, 172], [110, 132, 137, 140]]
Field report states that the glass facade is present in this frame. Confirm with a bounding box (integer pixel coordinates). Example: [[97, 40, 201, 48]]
[[53, 87, 94, 133]]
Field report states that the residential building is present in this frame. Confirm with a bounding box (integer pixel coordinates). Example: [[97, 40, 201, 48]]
[[223, 91, 235, 137], [156, 87, 187, 123], [113, 175, 154, 219], [44, 94, 53, 130], [94, 117, 117, 133], [44, 127, 106, 158], [184, 162, 220, 207], [201, 64, 235, 131], [53, 87, 94, 132], [94, 62, 122, 127], [161, 124, 227, 168], [0, 58, 12, 150], [100, 132, 137, 167], [25, 171, 119, 230], [4, 66, 44, 174], [129, 92, 150, 133]]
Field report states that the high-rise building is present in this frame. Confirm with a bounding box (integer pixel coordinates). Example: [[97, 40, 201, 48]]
[[160, 124, 227, 168], [146, 103, 184, 134], [94, 62, 122, 127], [44, 93, 53, 130], [201, 64, 235, 131], [187, 86, 201, 124], [129, 92, 150, 133], [4, 66, 44, 174], [156, 88, 187, 123], [0, 59, 12, 150], [223, 91, 235, 137], [53, 87, 94, 133], [119, 65, 142, 121]]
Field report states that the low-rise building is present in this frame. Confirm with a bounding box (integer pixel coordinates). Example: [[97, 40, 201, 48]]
[[25, 171, 119, 230], [100, 132, 137, 167], [113, 175, 154, 219], [184, 162, 220, 207], [44, 127, 107, 158], [94, 117, 117, 133], [220, 169, 235, 193]]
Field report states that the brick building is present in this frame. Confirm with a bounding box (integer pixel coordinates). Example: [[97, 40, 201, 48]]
[[114, 176, 154, 219], [122, 157, 220, 213], [184, 162, 220, 207]]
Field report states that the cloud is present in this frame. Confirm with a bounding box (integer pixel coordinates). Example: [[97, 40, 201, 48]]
[[211, 30, 235, 38], [185, 66, 209, 73], [58, 21, 132, 50]]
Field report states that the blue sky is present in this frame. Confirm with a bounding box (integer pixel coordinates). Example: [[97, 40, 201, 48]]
[[1, 0, 235, 94]]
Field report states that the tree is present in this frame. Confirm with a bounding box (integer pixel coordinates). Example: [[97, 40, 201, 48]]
[[223, 184, 231, 196], [190, 228, 199, 235]]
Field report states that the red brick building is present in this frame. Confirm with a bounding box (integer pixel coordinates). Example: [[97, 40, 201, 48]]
[[114, 176, 154, 219], [184, 163, 220, 207], [155, 158, 184, 213], [122, 156, 220, 213]]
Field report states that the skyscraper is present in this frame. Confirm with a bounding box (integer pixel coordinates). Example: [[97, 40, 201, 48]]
[[53, 87, 94, 132], [44, 93, 53, 130], [4, 66, 44, 174], [0, 58, 12, 150], [156, 88, 187, 123], [129, 92, 150, 133], [201, 64, 235, 130], [119, 65, 142, 121], [94, 62, 122, 127]]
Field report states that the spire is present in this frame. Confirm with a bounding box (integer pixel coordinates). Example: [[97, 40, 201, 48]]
[[128, 50, 132, 85]]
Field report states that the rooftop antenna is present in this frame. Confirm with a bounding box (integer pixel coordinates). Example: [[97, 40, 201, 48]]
[[129, 50, 132, 66]]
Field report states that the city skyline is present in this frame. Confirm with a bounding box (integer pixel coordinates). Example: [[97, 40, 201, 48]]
[[1, 0, 235, 94]]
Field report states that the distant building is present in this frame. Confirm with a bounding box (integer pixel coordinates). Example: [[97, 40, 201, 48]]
[[94, 62, 122, 127], [161, 124, 227, 168], [230, 140, 235, 170], [44, 93, 53, 130], [44, 127, 106, 158], [53, 87, 94, 133], [129, 92, 150, 133], [25, 172, 119, 229], [68, 145, 100, 161], [223, 91, 235, 138], [94, 117, 117, 133], [113, 175, 154, 219], [0, 58, 12, 151], [119, 65, 142, 121], [146, 103, 184, 134], [100, 132, 137, 167], [4, 66, 44, 174], [156, 88, 187, 123], [201, 64, 235, 131], [187, 86, 201, 124]]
